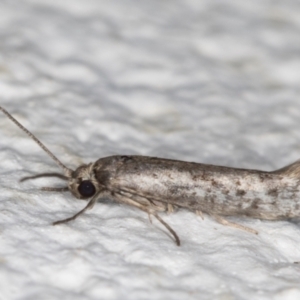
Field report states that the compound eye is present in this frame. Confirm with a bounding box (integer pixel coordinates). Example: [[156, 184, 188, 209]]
[[78, 180, 96, 198]]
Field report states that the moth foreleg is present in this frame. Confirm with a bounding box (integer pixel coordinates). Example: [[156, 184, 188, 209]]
[[20, 173, 68, 182], [41, 187, 69, 192], [20, 173, 69, 192], [53, 192, 100, 225]]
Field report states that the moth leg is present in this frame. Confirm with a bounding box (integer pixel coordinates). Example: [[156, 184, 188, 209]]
[[115, 192, 180, 246], [20, 173, 67, 182], [196, 210, 204, 220], [41, 187, 69, 192], [213, 215, 258, 235], [167, 204, 174, 214], [147, 212, 153, 224], [53, 192, 100, 225], [21, 173, 69, 193], [153, 213, 180, 246]]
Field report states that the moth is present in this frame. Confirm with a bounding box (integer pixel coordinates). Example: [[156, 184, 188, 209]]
[[1, 105, 300, 246]]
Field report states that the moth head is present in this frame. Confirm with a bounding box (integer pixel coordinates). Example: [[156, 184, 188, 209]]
[[68, 163, 98, 199], [0, 105, 102, 201]]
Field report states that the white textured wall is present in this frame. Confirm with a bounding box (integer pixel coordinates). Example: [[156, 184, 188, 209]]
[[1, 1, 300, 299]]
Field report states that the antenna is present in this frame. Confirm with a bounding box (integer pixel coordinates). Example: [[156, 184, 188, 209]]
[[0, 105, 73, 177]]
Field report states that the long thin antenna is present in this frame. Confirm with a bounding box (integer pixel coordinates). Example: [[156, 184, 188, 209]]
[[0, 105, 73, 177]]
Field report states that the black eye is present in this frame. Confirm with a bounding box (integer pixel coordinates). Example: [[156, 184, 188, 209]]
[[78, 180, 96, 198]]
